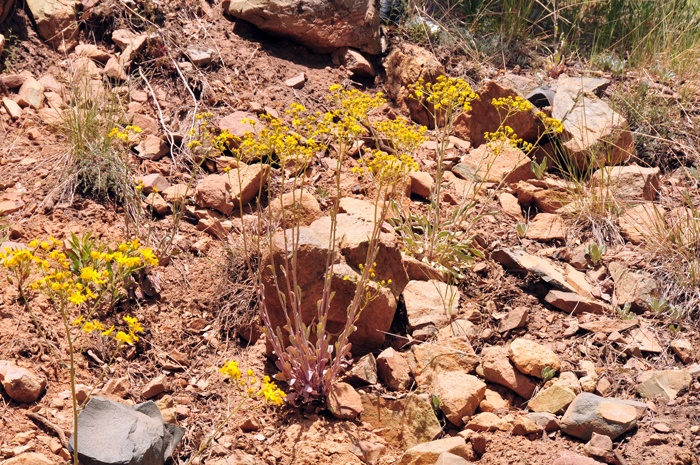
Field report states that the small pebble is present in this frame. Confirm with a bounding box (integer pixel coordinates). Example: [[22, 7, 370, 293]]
[[653, 423, 670, 433]]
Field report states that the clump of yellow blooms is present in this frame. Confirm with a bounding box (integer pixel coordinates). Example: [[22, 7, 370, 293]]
[[537, 111, 565, 134], [186, 112, 239, 154], [353, 149, 419, 187], [410, 75, 479, 113], [108, 125, 142, 142], [219, 361, 286, 406]]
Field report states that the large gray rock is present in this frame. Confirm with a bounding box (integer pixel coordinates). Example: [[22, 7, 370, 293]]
[[552, 76, 633, 170], [560, 393, 647, 441], [223, 0, 381, 54], [69, 396, 184, 465]]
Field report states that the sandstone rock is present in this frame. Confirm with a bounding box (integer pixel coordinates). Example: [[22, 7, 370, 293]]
[[629, 327, 662, 353], [636, 370, 692, 400], [437, 319, 476, 340], [268, 189, 323, 228], [466, 412, 510, 432], [524, 412, 560, 432], [478, 385, 514, 412], [397, 437, 474, 465], [132, 113, 159, 136], [579, 361, 598, 393], [432, 372, 485, 426], [0, 361, 46, 403], [492, 247, 593, 298], [377, 347, 412, 391], [75, 44, 111, 63], [0, 200, 25, 215], [101, 377, 130, 398], [339, 197, 387, 224], [609, 263, 660, 314], [509, 338, 561, 379], [142, 374, 167, 399], [16, 77, 44, 109], [26, 0, 79, 52], [671, 339, 695, 364], [229, 164, 269, 207], [326, 382, 363, 420], [498, 306, 528, 332], [583, 432, 620, 465], [104, 57, 128, 81], [194, 175, 233, 215], [112, 29, 144, 50], [139, 173, 170, 195], [349, 440, 386, 464], [525, 213, 567, 241], [0, 74, 30, 89], [383, 43, 444, 128], [224, 0, 380, 54], [402, 254, 446, 282], [552, 76, 633, 170], [560, 392, 647, 441], [284, 73, 306, 89], [145, 193, 169, 215], [591, 165, 660, 201], [403, 280, 460, 331], [217, 111, 258, 149], [161, 184, 189, 204], [136, 135, 168, 160], [360, 393, 441, 449], [2, 97, 22, 119], [409, 171, 434, 198], [457, 145, 532, 185], [3, 453, 54, 465], [553, 450, 604, 465], [454, 80, 543, 148], [618, 203, 665, 244], [498, 192, 523, 221], [578, 318, 638, 334], [434, 452, 472, 465], [186, 47, 212, 66], [545, 291, 608, 315], [528, 381, 577, 414], [476, 346, 536, 399], [407, 343, 478, 388], [511, 415, 541, 435], [346, 353, 378, 385], [154, 394, 177, 424], [262, 219, 400, 354], [333, 47, 375, 78]]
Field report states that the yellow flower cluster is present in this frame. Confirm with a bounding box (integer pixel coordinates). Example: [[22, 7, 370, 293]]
[[537, 111, 565, 134], [108, 125, 142, 142], [219, 361, 286, 406], [485, 126, 533, 155], [73, 314, 143, 345], [186, 113, 239, 155], [492, 96, 532, 112], [353, 149, 419, 187], [373, 117, 427, 157], [410, 76, 479, 112]]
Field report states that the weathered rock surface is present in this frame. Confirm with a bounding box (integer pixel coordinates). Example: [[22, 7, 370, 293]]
[[552, 76, 633, 169], [26, 0, 79, 52], [636, 370, 691, 400], [524, 412, 560, 432], [407, 343, 478, 387], [560, 393, 647, 440], [528, 379, 578, 414], [545, 290, 608, 315], [618, 203, 665, 244], [552, 450, 603, 465], [525, 213, 567, 241], [384, 43, 444, 127], [609, 263, 660, 314], [397, 437, 474, 465], [3, 453, 55, 465], [333, 47, 376, 78], [69, 396, 184, 465], [670, 339, 695, 364], [498, 306, 528, 333], [16, 77, 44, 109], [326, 382, 363, 420], [454, 80, 543, 147], [0, 361, 46, 403], [509, 338, 561, 379], [476, 346, 536, 399], [466, 412, 510, 432], [360, 393, 441, 449], [223, 0, 381, 54], [268, 189, 323, 228], [431, 372, 485, 426], [403, 280, 460, 331], [377, 348, 412, 391], [346, 353, 378, 385], [591, 165, 660, 201], [456, 145, 533, 185]]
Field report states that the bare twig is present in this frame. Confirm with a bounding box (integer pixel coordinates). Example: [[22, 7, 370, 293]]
[[27, 412, 69, 449]]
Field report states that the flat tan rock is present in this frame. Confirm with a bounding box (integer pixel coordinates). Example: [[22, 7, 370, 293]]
[[525, 213, 567, 241]]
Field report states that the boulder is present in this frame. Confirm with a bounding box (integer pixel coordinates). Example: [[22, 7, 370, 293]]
[[552, 76, 633, 170], [268, 189, 323, 228], [136, 136, 169, 161], [465, 412, 510, 432], [139, 174, 170, 195], [511, 415, 541, 436], [528, 381, 578, 415], [509, 338, 561, 379], [409, 171, 434, 198], [223, 0, 380, 54], [346, 353, 378, 385], [397, 437, 474, 465], [407, 343, 478, 388], [377, 347, 412, 391], [476, 346, 536, 399], [383, 43, 445, 128], [478, 385, 514, 413], [498, 192, 523, 221], [591, 165, 660, 201], [217, 111, 259, 149], [524, 412, 560, 432], [434, 452, 472, 465], [431, 372, 485, 426], [618, 203, 666, 244], [636, 370, 692, 400], [525, 213, 567, 241], [0, 361, 46, 403], [560, 393, 647, 441], [104, 57, 128, 81], [69, 397, 184, 465], [229, 163, 270, 207], [454, 80, 544, 148], [360, 393, 441, 449], [25, 0, 79, 52], [403, 280, 460, 331], [456, 145, 533, 185], [583, 432, 620, 465], [326, 382, 363, 420]]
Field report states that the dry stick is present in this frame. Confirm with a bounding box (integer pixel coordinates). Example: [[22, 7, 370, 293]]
[[27, 412, 69, 449]]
